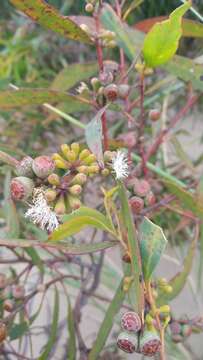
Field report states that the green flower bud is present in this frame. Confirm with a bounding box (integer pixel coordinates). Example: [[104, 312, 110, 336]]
[[45, 189, 57, 202], [68, 195, 82, 210], [47, 173, 60, 186], [69, 185, 82, 196], [71, 173, 87, 186]]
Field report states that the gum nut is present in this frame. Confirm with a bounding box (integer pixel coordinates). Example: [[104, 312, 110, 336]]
[[0, 322, 7, 343], [121, 311, 141, 333], [140, 331, 161, 357], [117, 332, 138, 353]]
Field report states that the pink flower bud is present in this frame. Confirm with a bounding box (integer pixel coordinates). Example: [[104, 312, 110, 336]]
[[133, 179, 151, 197], [149, 109, 161, 122], [12, 285, 25, 299], [129, 196, 144, 214], [10, 177, 34, 201], [145, 191, 156, 206], [32, 156, 55, 179], [15, 156, 34, 177]]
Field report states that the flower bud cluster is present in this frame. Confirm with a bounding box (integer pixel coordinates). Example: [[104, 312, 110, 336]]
[[126, 177, 156, 215]]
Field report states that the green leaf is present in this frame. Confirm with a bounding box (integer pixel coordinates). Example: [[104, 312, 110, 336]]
[[164, 55, 203, 92], [24, 248, 44, 274], [163, 180, 203, 219], [140, 217, 168, 280], [51, 62, 98, 92], [0, 89, 90, 110], [39, 287, 59, 360], [170, 136, 195, 172], [85, 106, 108, 163], [67, 298, 76, 360], [88, 277, 127, 360], [49, 206, 117, 241], [143, 1, 191, 67], [0, 238, 118, 255], [100, 4, 143, 59], [118, 183, 144, 318], [158, 228, 197, 304], [10, 0, 91, 44], [9, 322, 29, 341], [100, 4, 203, 92]]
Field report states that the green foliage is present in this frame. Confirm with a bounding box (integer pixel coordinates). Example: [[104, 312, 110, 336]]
[[143, 1, 191, 67], [140, 217, 168, 281]]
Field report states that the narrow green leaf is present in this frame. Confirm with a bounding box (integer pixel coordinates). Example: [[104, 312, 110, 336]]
[[158, 228, 197, 304], [164, 55, 203, 92], [100, 4, 143, 59], [0, 89, 89, 109], [49, 206, 116, 241], [24, 248, 44, 274], [39, 287, 59, 360], [10, 0, 91, 44], [163, 180, 203, 219], [88, 278, 126, 360], [85, 107, 108, 163], [140, 217, 168, 280], [143, 1, 191, 67], [118, 183, 144, 319], [170, 136, 195, 172], [0, 238, 118, 255], [67, 298, 76, 360], [51, 62, 98, 92]]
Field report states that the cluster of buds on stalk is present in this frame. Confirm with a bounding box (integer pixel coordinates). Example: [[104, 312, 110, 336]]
[[10, 143, 104, 232], [117, 311, 162, 356], [127, 177, 156, 215]]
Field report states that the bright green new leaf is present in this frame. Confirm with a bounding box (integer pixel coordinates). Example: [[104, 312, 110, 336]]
[[10, 0, 91, 44], [143, 1, 191, 67], [49, 206, 117, 241], [140, 217, 168, 280]]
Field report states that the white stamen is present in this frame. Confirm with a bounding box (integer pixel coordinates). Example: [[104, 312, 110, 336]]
[[76, 82, 88, 94], [111, 150, 129, 180], [25, 189, 59, 232]]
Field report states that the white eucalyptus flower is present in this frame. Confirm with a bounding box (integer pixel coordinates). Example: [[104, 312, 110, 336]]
[[25, 189, 59, 232], [111, 150, 129, 180]]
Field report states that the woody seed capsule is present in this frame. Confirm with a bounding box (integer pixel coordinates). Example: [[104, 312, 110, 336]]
[[121, 311, 141, 333], [117, 332, 138, 353]]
